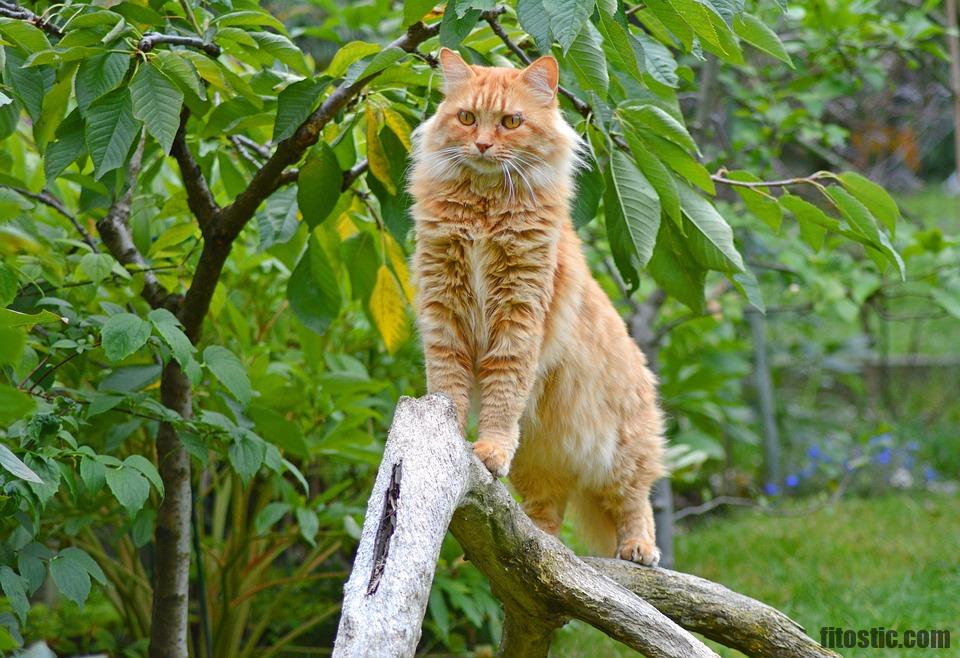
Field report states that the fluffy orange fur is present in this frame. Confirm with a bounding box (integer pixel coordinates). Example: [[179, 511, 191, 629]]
[[409, 49, 666, 564]]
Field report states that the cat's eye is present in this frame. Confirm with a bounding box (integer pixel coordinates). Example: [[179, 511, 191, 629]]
[[501, 113, 523, 129], [457, 110, 476, 126]]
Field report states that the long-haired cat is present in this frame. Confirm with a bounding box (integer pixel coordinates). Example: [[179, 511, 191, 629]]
[[409, 48, 665, 565]]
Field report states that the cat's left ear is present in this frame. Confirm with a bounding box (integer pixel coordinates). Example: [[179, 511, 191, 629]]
[[521, 55, 559, 103]]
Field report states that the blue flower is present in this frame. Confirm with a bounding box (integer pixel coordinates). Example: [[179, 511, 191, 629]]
[[807, 444, 822, 460], [924, 466, 937, 482], [870, 433, 892, 446], [875, 447, 892, 465], [785, 474, 800, 488], [763, 482, 780, 496], [906, 441, 919, 452]]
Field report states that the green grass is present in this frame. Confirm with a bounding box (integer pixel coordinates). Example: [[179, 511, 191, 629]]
[[553, 494, 960, 657]]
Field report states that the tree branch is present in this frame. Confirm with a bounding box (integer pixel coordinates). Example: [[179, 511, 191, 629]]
[[171, 110, 219, 234], [139, 32, 220, 57], [0, 2, 62, 37], [335, 395, 834, 658], [2, 185, 98, 251]]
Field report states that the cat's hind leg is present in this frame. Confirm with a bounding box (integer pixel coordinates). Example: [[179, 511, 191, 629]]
[[511, 464, 569, 536]]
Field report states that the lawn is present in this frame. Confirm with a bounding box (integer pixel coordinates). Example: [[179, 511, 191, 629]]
[[552, 493, 959, 657]]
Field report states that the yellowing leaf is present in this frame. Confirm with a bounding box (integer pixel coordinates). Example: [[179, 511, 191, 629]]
[[383, 108, 412, 150], [384, 233, 415, 304], [336, 212, 358, 240], [366, 107, 396, 194], [369, 265, 409, 353]]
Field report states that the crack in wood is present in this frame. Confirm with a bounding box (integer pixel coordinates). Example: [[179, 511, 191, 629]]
[[366, 460, 402, 595]]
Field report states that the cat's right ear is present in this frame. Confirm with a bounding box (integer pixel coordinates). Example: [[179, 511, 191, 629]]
[[439, 47, 473, 95]]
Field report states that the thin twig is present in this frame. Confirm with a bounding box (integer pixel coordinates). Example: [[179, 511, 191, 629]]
[[0, 2, 63, 36], [1, 185, 98, 251], [139, 32, 220, 57]]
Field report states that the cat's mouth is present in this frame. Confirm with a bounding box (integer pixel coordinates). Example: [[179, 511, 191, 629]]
[[463, 155, 505, 175]]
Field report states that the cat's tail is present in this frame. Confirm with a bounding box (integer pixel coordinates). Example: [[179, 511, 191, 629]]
[[568, 491, 618, 558]]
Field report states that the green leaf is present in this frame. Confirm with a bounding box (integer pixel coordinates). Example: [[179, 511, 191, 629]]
[[255, 502, 290, 534], [101, 313, 152, 362], [45, 109, 86, 183], [129, 62, 183, 153], [298, 142, 343, 228], [58, 547, 105, 585], [0, 19, 52, 53], [679, 184, 745, 272], [4, 48, 54, 122], [154, 51, 205, 101], [80, 456, 106, 492], [85, 88, 140, 179], [258, 187, 300, 251], [567, 22, 608, 97], [439, 7, 481, 49], [123, 455, 164, 497], [0, 308, 65, 329], [296, 507, 319, 545], [606, 148, 661, 270], [517, 0, 553, 53], [274, 78, 324, 142], [931, 288, 960, 320], [50, 553, 91, 608], [326, 41, 381, 78], [732, 269, 765, 313], [203, 345, 251, 407], [214, 9, 287, 31], [639, 132, 715, 194], [75, 52, 129, 113], [625, 133, 681, 226], [148, 308, 194, 368], [404, 0, 437, 25], [287, 237, 342, 335], [79, 253, 114, 284], [0, 263, 17, 306], [837, 172, 899, 236], [620, 103, 698, 154], [0, 567, 28, 623], [228, 433, 264, 484], [251, 31, 310, 75], [733, 13, 793, 66], [648, 220, 706, 313], [572, 150, 604, 228], [545, 0, 596, 52], [634, 32, 678, 88], [0, 443, 43, 484], [105, 464, 150, 516], [724, 171, 782, 231], [0, 384, 35, 425], [248, 405, 309, 458], [344, 47, 406, 86], [596, 10, 643, 83]]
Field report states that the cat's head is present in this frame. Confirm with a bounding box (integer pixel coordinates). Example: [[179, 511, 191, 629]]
[[412, 48, 581, 188]]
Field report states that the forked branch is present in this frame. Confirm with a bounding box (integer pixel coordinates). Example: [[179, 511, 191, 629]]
[[333, 395, 836, 658]]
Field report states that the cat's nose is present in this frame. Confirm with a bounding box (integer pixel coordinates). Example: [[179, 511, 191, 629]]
[[475, 142, 492, 153]]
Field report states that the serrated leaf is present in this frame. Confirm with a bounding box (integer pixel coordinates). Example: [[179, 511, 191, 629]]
[[724, 170, 782, 231], [101, 313, 151, 362], [732, 269, 764, 313], [567, 22, 608, 97], [287, 237, 342, 335], [733, 13, 793, 66], [837, 171, 899, 236], [76, 52, 129, 113], [370, 265, 410, 353], [296, 507, 319, 545], [105, 464, 150, 516], [155, 50, 205, 101], [596, 10, 643, 83], [518, 0, 553, 53], [80, 456, 106, 492], [298, 142, 342, 228], [123, 455, 163, 497], [0, 443, 42, 484], [273, 78, 324, 142], [366, 108, 396, 194], [129, 62, 182, 153], [85, 88, 139, 179], [620, 103, 697, 154], [439, 6, 481, 49], [4, 48, 54, 122], [679, 183, 744, 272], [203, 345, 251, 407], [58, 547, 106, 585], [606, 148, 661, 273], [0, 308, 65, 329], [640, 132, 715, 194], [545, 0, 595, 52], [258, 187, 300, 251], [148, 308, 194, 368], [572, 149, 604, 228], [383, 108, 412, 150], [648, 220, 706, 313], [50, 554, 90, 607], [79, 253, 114, 284], [214, 9, 287, 31], [45, 109, 85, 183], [228, 433, 264, 484], [326, 41, 381, 78], [251, 31, 309, 75], [634, 32, 678, 88], [404, 0, 437, 25]]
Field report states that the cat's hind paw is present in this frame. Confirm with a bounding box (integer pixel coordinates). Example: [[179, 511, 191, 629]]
[[618, 538, 661, 567], [473, 440, 511, 478]]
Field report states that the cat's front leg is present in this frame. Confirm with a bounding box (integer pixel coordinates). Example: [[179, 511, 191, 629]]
[[475, 243, 551, 477]]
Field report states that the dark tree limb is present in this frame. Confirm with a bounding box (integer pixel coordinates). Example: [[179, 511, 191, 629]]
[[171, 110, 219, 234], [334, 395, 836, 658], [0, 2, 63, 37], [139, 32, 221, 57]]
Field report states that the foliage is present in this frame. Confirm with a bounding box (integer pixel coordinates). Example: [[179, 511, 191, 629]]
[[0, 0, 952, 654]]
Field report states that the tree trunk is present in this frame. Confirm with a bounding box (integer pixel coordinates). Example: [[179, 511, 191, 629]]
[[947, 0, 960, 176], [149, 363, 193, 658], [748, 308, 781, 489], [334, 395, 836, 658]]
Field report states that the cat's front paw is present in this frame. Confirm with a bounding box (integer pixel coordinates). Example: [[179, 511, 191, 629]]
[[473, 440, 511, 477], [618, 538, 661, 567]]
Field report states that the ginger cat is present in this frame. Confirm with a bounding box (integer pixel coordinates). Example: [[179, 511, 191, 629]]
[[410, 49, 665, 565]]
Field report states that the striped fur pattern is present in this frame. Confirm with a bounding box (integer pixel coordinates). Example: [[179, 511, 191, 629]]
[[409, 49, 666, 564]]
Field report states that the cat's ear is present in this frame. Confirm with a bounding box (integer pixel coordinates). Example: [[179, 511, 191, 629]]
[[439, 47, 474, 95], [521, 55, 559, 103]]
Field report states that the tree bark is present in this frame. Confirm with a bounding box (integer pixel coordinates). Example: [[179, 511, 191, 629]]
[[334, 395, 832, 658], [947, 0, 960, 177]]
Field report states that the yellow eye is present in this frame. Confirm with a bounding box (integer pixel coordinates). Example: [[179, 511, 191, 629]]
[[457, 110, 475, 126], [501, 113, 522, 129]]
